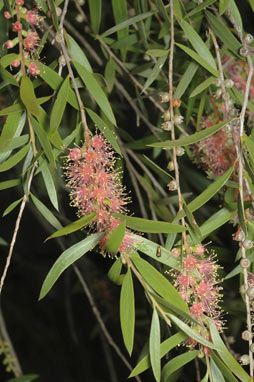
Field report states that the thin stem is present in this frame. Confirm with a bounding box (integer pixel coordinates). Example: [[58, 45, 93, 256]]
[[0, 163, 37, 295], [16, 5, 25, 76]]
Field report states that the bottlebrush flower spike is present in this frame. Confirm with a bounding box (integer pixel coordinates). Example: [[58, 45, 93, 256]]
[[65, 133, 134, 255], [171, 247, 223, 349]]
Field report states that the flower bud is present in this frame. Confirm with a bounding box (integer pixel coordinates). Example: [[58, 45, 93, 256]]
[[167, 180, 177, 191], [175, 146, 185, 156], [11, 59, 20, 67], [56, 7, 62, 16], [28, 62, 40, 77], [250, 343, 254, 352], [224, 79, 234, 88], [160, 93, 170, 103], [163, 111, 171, 121], [222, 92, 230, 101], [243, 240, 253, 249], [242, 330, 253, 341], [244, 34, 253, 44], [240, 46, 249, 57], [5, 40, 14, 49], [161, 121, 173, 131], [173, 98, 181, 107], [214, 78, 222, 87], [240, 355, 250, 365], [4, 11, 11, 19], [215, 89, 222, 98], [240, 258, 250, 269], [174, 114, 184, 124], [167, 161, 174, 171], [12, 21, 22, 31]]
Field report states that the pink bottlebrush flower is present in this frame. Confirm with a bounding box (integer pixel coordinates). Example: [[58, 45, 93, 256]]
[[4, 11, 11, 19], [11, 60, 20, 68], [65, 134, 134, 255], [24, 30, 39, 51], [28, 62, 40, 76], [171, 248, 223, 349], [5, 40, 14, 49], [25, 9, 41, 25], [12, 21, 22, 31]]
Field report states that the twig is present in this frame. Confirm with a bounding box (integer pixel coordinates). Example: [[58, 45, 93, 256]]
[[0, 163, 37, 295], [72, 264, 142, 382]]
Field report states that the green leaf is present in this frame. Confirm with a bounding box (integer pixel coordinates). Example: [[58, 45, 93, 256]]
[[2, 135, 29, 152], [219, 0, 230, 15], [142, 54, 168, 93], [101, 11, 155, 37], [20, 76, 40, 118], [0, 65, 19, 87], [37, 63, 79, 110], [205, 11, 241, 55], [174, 165, 234, 221], [88, 0, 102, 34], [0, 178, 20, 190], [200, 208, 236, 238], [132, 234, 180, 269], [210, 357, 226, 382], [50, 75, 69, 133], [146, 49, 169, 57], [39, 233, 103, 300], [248, 0, 254, 11], [113, 213, 186, 233], [155, 0, 170, 22], [0, 54, 20, 68], [190, 76, 215, 98], [174, 62, 198, 99], [168, 314, 219, 350], [185, 0, 216, 17], [178, 19, 217, 70], [129, 332, 187, 377], [108, 257, 122, 285], [48, 0, 59, 29], [228, 0, 243, 30], [132, 256, 188, 312], [41, 161, 58, 211], [120, 267, 135, 355], [162, 351, 199, 381], [86, 108, 121, 155], [150, 308, 161, 382], [46, 213, 96, 241], [105, 58, 116, 93], [209, 320, 250, 382], [0, 103, 24, 116], [244, 134, 254, 164], [210, 351, 239, 382], [73, 60, 116, 126], [176, 43, 219, 77], [112, 0, 128, 59], [0, 143, 30, 172], [67, 34, 92, 73], [104, 221, 126, 255], [31, 193, 62, 231], [2, 197, 23, 217], [7, 374, 39, 382], [149, 120, 229, 147], [31, 117, 56, 167]]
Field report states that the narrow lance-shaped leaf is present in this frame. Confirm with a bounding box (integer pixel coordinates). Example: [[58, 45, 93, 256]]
[[3, 197, 23, 217], [67, 34, 92, 73], [176, 43, 219, 77], [45, 212, 96, 241], [129, 332, 187, 377], [7, 374, 39, 382], [120, 267, 135, 355], [149, 120, 229, 147], [0, 65, 19, 87], [178, 19, 217, 70], [150, 307, 161, 382], [20, 76, 40, 118], [88, 0, 102, 34], [0, 143, 30, 172], [31, 193, 62, 231], [190, 76, 216, 98], [31, 117, 56, 168], [0, 178, 21, 191], [39, 233, 103, 300], [174, 62, 198, 99], [104, 221, 126, 255], [108, 257, 122, 285], [174, 165, 235, 221], [112, 0, 128, 60], [40, 160, 58, 211], [161, 351, 199, 381], [142, 54, 168, 93], [100, 11, 155, 37], [113, 213, 186, 233], [209, 320, 250, 382], [50, 75, 69, 133], [132, 256, 188, 312], [73, 60, 116, 126]]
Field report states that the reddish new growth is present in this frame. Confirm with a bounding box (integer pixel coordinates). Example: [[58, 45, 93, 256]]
[[171, 245, 223, 348], [192, 116, 238, 177], [65, 134, 135, 255]]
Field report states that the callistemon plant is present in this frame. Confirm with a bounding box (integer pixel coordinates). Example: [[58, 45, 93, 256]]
[[171, 245, 223, 350], [65, 133, 135, 255]]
